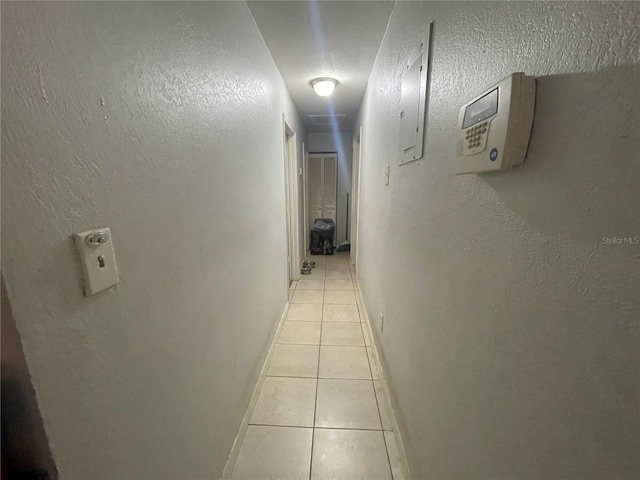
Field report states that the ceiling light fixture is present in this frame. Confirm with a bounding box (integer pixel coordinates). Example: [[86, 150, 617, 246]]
[[311, 77, 337, 97]]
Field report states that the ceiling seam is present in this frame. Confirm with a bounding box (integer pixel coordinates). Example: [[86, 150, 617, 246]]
[[353, 0, 397, 128], [244, 1, 305, 123]]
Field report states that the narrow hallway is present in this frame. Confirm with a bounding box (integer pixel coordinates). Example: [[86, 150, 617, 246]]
[[228, 253, 408, 480], [2, 2, 638, 478]]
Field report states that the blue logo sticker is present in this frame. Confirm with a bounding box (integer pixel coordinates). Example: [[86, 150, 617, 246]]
[[489, 148, 499, 162]]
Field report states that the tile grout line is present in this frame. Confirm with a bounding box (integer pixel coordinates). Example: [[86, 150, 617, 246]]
[[365, 328, 395, 478], [248, 420, 314, 429], [266, 375, 375, 381], [308, 256, 326, 480], [288, 257, 369, 479], [293, 287, 353, 292], [281, 343, 367, 348], [312, 255, 349, 477], [370, 358, 394, 479], [229, 255, 368, 479], [279, 342, 366, 347], [328, 261, 395, 443], [247, 424, 312, 430], [352, 261, 395, 479], [287, 320, 360, 324], [249, 423, 386, 433]]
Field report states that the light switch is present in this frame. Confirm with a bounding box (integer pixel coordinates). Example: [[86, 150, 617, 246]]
[[384, 165, 390, 185], [74, 227, 119, 296]]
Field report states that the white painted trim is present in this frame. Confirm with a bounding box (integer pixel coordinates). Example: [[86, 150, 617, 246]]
[[282, 113, 301, 287], [289, 131, 301, 280], [351, 126, 363, 269], [302, 144, 309, 256], [353, 284, 412, 480], [220, 301, 291, 479], [303, 150, 310, 253]]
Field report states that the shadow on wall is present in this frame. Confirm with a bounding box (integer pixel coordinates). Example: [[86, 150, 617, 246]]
[[479, 64, 640, 243], [1, 276, 58, 480]]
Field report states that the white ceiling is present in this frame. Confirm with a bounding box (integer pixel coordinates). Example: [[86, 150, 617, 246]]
[[248, 1, 395, 132]]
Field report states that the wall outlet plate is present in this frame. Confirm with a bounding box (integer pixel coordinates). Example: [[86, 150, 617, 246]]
[[74, 227, 119, 296]]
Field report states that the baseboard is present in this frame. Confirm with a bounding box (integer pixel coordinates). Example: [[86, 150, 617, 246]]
[[353, 284, 412, 479], [220, 300, 291, 479]]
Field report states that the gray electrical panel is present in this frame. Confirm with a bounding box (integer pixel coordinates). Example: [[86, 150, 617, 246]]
[[399, 53, 422, 152], [399, 22, 433, 165]]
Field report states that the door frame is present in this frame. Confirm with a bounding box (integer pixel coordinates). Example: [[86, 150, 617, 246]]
[[283, 114, 300, 288], [351, 126, 363, 270], [303, 145, 309, 254], [307, 152, 338, 247]]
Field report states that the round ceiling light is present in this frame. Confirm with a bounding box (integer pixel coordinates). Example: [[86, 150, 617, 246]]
[[311, 78, 337, 97]]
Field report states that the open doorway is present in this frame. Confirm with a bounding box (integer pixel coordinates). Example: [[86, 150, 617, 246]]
[[283, 115, 300, 293], [350, 127, 362, 270]]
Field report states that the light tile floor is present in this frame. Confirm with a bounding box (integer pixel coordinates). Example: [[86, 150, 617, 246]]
[[231, 253, 408, 480]]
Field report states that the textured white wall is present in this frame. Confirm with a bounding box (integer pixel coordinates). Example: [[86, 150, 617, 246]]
[[1, 2, 304, 478], [308, 132, 353, 246], [354, 2, 639, 478]]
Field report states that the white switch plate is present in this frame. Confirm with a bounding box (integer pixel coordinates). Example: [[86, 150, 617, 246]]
[[74, 227, 119, 296], [384, 165, 390, 185]]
